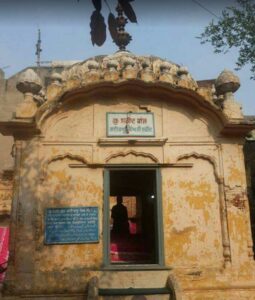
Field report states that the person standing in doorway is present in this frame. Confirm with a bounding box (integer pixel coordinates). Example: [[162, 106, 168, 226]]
[[111, 196, 130, 235]]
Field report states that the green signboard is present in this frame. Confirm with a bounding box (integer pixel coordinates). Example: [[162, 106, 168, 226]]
[[107, 112, 155, 137]]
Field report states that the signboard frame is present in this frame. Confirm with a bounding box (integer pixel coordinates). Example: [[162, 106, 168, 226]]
[[44, 206, 99, 245], [106, 112, 155, 137]]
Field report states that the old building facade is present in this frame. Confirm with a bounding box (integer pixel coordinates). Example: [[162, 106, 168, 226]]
[[0, 51, 255, 299]]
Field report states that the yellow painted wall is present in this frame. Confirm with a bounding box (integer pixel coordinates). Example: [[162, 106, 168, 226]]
[[4, 91, 255, 299]]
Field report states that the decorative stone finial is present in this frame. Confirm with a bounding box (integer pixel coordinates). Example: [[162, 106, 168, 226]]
[[87, 60, 99, 71], [141, 60, 154, 82], [104, 59, 119, 81], [47, 73, 64, 102], [16, 68, 42, 95], [215, 70, 243, 119], [160, 61, 171, 73], [178, 66, 189, 78], [106, 59, 119, 71], [159, 61, 174, 83], [50, 72, 63, 85], [15, 69, 42, 119], [114, 3, 132, 51], [141, 60, 150, 70], [215, 69, 240, 96], [122, 56, 136, 69], [43, 54, 200, 103], [122, 56, 137, 79], [84, 60, 100, 83]]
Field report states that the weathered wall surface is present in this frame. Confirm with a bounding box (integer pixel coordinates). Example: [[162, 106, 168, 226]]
[[39, 162, 103, 272], [1, 51, 255, 299], [163, 155, 223, 268], [3, 90, 255, 300], [0, 170, 13, 226]]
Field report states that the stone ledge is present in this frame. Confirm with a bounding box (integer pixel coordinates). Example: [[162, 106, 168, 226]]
[[98, 137, 168, 146]]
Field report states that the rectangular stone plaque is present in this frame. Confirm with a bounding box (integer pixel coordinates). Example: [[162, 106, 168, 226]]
[[44, 207, 99, 244], [107, 112, 155, 137]]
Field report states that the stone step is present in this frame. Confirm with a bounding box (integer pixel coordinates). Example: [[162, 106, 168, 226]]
[[99, 296, 171, 300], [98, 287, 173, 299]]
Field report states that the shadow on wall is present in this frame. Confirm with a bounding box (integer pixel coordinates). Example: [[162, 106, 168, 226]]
[[244, 139, 255, 258]]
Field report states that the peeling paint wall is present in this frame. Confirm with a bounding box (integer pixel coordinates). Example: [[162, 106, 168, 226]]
[[3, 92, 255, 299], [38, 159, 103, 272], [0, 171, 12, 225], [163, 157, 223, 268]]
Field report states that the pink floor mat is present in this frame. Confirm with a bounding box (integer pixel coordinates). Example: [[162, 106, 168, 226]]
[[110, 234, 152, 263], [0, 227, 9, 282]]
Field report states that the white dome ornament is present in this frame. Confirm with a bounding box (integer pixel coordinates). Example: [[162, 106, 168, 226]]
[[140, 60, 155, 82], [15, 69, 42, 119], [84, 60, 100, 83], [159, 61, 174, 84], [215, 70, 243, 119], [50, 72, 63, 85], [104, 59, 119, 81]]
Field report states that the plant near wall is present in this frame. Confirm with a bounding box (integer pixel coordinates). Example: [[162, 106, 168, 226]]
[[199, 0, 255, 79], [78, 0, 137, 47]]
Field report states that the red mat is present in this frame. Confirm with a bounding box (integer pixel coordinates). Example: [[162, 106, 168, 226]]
[[110, 234, 151, 263], [0, 227, 9, 282]]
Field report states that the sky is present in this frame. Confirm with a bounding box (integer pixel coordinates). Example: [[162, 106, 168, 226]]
[[0, 0, 254, 115]]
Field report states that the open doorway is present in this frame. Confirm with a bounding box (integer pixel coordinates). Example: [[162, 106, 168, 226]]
[[104, 168, 163, 266]]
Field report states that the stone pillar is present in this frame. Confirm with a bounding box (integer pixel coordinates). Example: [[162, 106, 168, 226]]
[[15, 69, 42, 119]]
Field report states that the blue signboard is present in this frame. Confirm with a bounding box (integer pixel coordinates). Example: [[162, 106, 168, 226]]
[[45, 207, 99, 244]]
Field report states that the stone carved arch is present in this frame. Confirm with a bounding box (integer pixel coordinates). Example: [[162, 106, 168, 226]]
[[41, 111, 69, 134], [196, 116, 211, 128], [106, 150, 159, 164], [176, 151, 232, 266], [36, 81, 227, 132], [177, 152, 221, 183], [41, 153, 88, 181]]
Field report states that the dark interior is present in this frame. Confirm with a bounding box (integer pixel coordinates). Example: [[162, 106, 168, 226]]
[[109, 170, 157, 264]]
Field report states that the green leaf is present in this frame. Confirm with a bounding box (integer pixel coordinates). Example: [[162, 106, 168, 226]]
[[199, 0, 255, 79], [90, 10, 106, 46]]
